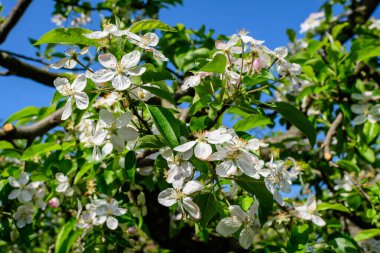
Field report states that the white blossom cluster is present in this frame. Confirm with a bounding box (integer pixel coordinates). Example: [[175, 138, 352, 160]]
[[350, 91, 380, 125]]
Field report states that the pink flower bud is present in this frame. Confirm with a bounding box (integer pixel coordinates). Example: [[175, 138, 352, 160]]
[[127, 226, 137, 234], [48, 197, 60, 208], [253, 58, 261, 72]]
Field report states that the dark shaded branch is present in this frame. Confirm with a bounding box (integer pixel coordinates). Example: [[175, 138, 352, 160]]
[[0, 0, 33, 44], [0, 107, 64, 141], [0, 50, 60, 87], [322, 112, 343, 161], [0, 49, 49, 65]]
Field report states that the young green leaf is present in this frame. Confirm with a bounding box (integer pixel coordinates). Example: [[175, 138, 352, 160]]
[[129, 19, 177, 33], [125, 150, 137, 183], [200, 54, 227, 74], [21, 143, 62, 160], [34, 28, 102, 47], [55, 219, 82, 253], [273, 102, 316, 146], [317, 203, 350, 213], [354, 229, 380, 242]]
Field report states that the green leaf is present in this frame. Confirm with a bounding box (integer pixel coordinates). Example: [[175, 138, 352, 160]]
[[363, 121, 379, 143], [141, 85, 176, 105], [200, 54, 227, 74], [55, 219, 82, 253], [34, 28, 101, 47], [125, 151, 137, 183], [147, 105, 180, 148], [336, 160, 360, 173], [141, 69, 174, 83], [0, 141, 13, 150], [287, 224, 309, 253], [194, 193, 219, 226], [317, 203, 350, 213], [129, 19, 176, 33], [74, 164, 92, 185], [21, 143, 62, 160], [328, 237, 358, 253], [233, 114, 272, 131], [242, 70, 274, 86], [6, 106, 40, 124], [273, 102, 316, 146], [356, 144, 375, 163], [136, 135, 167, 149], [234, 175, 273, 224], [354, 229, 380, 242], [189, 116, 211, 131], [286, 29, 297, 43]]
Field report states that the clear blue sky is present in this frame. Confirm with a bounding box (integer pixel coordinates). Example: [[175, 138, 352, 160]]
[[0, 0, 378, 121]]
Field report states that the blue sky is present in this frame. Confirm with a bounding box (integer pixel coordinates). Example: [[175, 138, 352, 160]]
[[0, 0, 378, 121]]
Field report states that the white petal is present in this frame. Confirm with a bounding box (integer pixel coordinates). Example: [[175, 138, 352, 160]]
[[174, 141, 197, 153], [50, 58, 69, 69], [126, 66, 146, 76], [16, 219, 26, 228], [54, 77, 70, 96], [61, 97, 73, 120], [19, 172, 29, 185], [8, 189, 20, 199], [65, 59, 77, 69], [56, 182, 69, 193], [353, 115, 366, 125], [152, 49, 168, 61], [84, 31, 108, 39], [182, 197, 201, 219], [19, 190, 32, 203], [102, 142, 113, 156], [181, 75, 201, 90], [237, 154, 260, 179], [216, 217, 242, 236], [160, 147, 174, 161], [98, 53, 118, 69], [112, 74, 131, 90], [273, 191, 284, 206], [182, 181, 203, 195], [8, 176, 20, 188], [99, 109, 115, 125], [239, 228, 254, 249], [121, 50, 141, 69], [78, 47, 89, 55], [116, 112, 132, 128], [72, 74, 87, 92], [92, 129, 108, 146], [306, 196, 317, 212], [351, 104, 368, 114], [157, 188, 177, 207], [194, 142, 212, 160], [311, 215, 326, 226], [91, 69, 116, 83], [229, 205, 247, 222], [142, 33, 159, 47], [110, 135, 125, 152], [106, 216, 119, 230], [74, 92, 89, 110], [216, 160, 237, 177], [117, 126, 139, 141]]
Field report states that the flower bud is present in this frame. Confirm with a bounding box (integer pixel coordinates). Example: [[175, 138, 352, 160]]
[[48, 197, 60, 208]]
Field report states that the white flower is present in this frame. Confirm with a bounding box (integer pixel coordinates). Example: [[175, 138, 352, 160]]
[[95, 109, 139, 152], [333, 174, 353, 192], [92, 198, 127, 230], [351, 103, 380, 125], [8, 172, 33, 203], [160, 147, 194, 188], [49, 47, 89, 69], [264, 157, 293, 206], [209, 145, 267, 179], [29, 181, 47, 209], [13, 204, 34, 228], [294, 196, 326, 226], [130, 84, 156, 101], [237, 30, 265, 46], [51, 13, 67, 26], [91, 51, 146, 91], [54, 75, 89, 120], [158, 180, 203, 220], [94, 92, 123, 108], [215, 34, 241, 53], [369, 18, 380, 30], [181, 72, 211, 90], [174, 128, 234, 160], [216, 201, 260, 249], [55, 173, 74, 196], [300, 12, 325, 33], [84, 24, 124, 39], [129, 32, 168, 61]]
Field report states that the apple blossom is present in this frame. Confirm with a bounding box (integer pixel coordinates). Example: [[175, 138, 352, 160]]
[[55, 173, 74, 197], [13, 204, 34, 228], [8, 172, 33, 203], [49, 47, 89, 69], [294, 196, 326, 226]]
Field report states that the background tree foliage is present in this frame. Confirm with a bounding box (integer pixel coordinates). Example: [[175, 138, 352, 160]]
[[0, 0, 379, 252]]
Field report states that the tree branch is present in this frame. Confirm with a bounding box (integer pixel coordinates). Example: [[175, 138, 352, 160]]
[[0, 107, 64, 141], [0, 50, 60, 87], [322, 112, 343, 161], [0, 0, 33, 44]]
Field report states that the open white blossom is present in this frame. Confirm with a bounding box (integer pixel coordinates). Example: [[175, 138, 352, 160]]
[[174, 128, 233, 160], [264, 157, 293, 206], [54, 75, 89, 120], [129, 32, 168, 61], [55, 173, 74, 197], [95, 109, 139, 152], [300, 12, 325, 33], [160, 147, 194, 187], [91, 51, 146, 91], [351, 103, 380, 125], [294, 196, 326, 226], [216, 201, 260, 249], [50, 47, 89, 69], [333, 174, 353, 192], [215, 34, 242, 54], [181, 72, 212, 90], [130, 84, 157, 101], [84, 24, 124, 39], [13, 204, 34, 228], [8, 172, 33, 203], [158, 180, 203, 220], [92, 198, 127, 230]]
